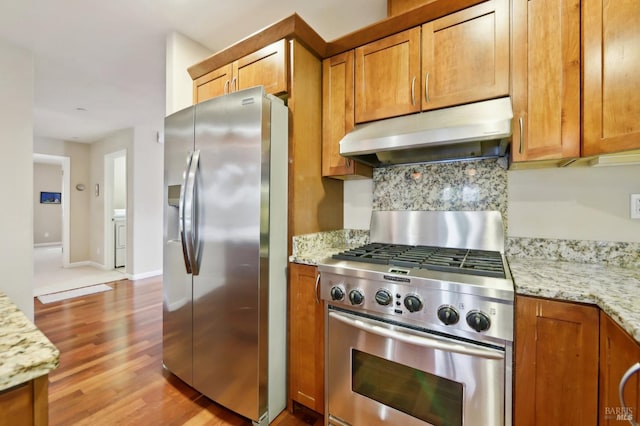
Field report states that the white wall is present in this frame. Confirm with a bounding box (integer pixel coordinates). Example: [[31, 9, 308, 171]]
[[0, 39, 34, 319], [89, 128, 133, 266], [113, 155, 126, 209], [130, 125, 164, 278], [33, 163, 62, 244], [344, 164, 640, 243], [34, 137, 91, 263], [165, 32, 211, 115], [508, 165, 640, 243], [343, 179, 373, 229]]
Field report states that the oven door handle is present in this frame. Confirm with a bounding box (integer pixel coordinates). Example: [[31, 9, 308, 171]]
[[330, 311, 505, 360]]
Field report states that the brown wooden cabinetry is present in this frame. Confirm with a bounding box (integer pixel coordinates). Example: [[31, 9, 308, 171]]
[[599, 311, 640, 425], [190, 29, 344, 254], [322, 51, 372, 179], [387, 0, 438, 16], [421, 0, 509, 111], [511, 0, 581, 162], [0, 375, 49, 426], [193, 39, 288, 104], [583, 0, 640, 156], [514, 295, 599, 426], [354, 27, 421, 123], [353, 0, 509, 124], [288, 263, 324, 414]]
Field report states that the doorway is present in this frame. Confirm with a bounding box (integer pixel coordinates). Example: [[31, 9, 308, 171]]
[[104, 150, 127, 271], [32, 154, 70, 266]]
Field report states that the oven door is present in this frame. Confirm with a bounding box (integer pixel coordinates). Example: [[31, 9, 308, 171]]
[[327, 307, 506, 426]]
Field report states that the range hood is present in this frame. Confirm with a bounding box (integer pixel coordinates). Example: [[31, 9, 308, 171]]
[[340, 97, 513, 166]]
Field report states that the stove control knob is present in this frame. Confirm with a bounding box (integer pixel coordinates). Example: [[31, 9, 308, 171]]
[[330, 286, 345, 301], [403, 295, 423, 313], [375, 290, 392, 306], [349, 290, 364, 306], [466, 310, 491, 332], [437, 305, 460, 325]]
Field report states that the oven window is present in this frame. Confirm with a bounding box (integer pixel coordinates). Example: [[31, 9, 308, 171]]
[[352, 349, 463, 426]]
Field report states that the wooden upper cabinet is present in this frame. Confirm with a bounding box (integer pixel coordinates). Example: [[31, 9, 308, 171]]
[[193, 64, 233, 104], [511, 0, 581, 162], [599, 311, 640, 426], [421, 0, 509, 111], [192, 39, 288, 104], [322, 51, 372, 179], [354, 27, 421, 123], [515, 296, 599, 426], [233, 39, 288, 96], [387, 0, 438, 16], [583, 0, 640, 156]]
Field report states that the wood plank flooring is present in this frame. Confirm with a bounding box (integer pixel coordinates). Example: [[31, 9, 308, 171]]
[[34, 277, 322, 426]]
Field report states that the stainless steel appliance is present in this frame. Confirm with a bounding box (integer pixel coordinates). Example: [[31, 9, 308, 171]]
[[339, 97, 513, 166], [162, 86, 288, 426], [319, 211, 514, 426]]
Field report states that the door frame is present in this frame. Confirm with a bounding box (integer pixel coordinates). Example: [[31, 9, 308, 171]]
[[103, 149, 127, 271]]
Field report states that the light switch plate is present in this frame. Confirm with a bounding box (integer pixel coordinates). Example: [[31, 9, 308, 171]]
[[631, 194, 640, 219]]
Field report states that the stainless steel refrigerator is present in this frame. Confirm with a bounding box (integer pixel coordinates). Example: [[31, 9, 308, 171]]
[[162, 86, 288, 425]]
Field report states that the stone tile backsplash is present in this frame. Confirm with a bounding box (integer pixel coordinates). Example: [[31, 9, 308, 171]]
[[373, 158, 508, 217]]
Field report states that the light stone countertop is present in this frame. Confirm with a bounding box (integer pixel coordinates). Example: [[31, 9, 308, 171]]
[[0, 292, 59, 391], [508, 258, 640, 344], [290, 231, 640, 345]]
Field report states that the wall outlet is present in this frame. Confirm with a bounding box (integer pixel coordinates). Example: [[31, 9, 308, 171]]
[[44, 232, 49, 238], [631, 194, 640, 219]]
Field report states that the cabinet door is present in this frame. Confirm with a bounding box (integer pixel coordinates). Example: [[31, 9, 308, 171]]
[[599, 311, 640, 425], [288, 263, 324, 414], [233, 39, 288, 96], [515, 296, 599, 426], [193, 64, 233, 104], [511, 0, 580, 162], [322, 51, 372, 179], [421, 0, 509, 111], [354, 27, 421, 123], [583, 0, 640, 156]]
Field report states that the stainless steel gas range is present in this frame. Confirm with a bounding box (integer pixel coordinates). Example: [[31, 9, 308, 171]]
[[318, 211, 514, 426]]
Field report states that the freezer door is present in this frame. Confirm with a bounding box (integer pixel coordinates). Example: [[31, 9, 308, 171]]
[[162, 105, 195, 386], [192, 87, 268, 422]]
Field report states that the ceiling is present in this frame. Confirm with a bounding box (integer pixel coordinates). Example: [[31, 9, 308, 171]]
[[0, 0, 387, 143]]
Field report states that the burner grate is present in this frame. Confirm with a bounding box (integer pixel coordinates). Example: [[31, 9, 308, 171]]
[[333, 244, 506, 278]]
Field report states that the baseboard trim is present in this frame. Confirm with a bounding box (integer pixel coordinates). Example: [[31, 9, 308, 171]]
[[67, 261, 92, 268], [128, 270, 162, 280], [34, 242, 62, 247]]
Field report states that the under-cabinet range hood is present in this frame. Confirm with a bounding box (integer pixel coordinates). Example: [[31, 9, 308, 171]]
[[340, 97, 513, 166]]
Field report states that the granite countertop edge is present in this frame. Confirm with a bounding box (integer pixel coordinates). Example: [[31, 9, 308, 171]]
[[290, 251, 640, 345], [0, 293, 60, 392]]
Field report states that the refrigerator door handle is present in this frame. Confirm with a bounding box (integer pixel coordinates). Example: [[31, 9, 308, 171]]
[[178, 152, 193, 274], [184, 149, 200, 275]]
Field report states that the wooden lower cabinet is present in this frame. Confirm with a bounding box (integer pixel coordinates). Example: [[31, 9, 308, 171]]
[[599, 311, 640, 425], [0, 375, 49, 426], [514, 296, 599, 426], [288, 263, 324, 414]]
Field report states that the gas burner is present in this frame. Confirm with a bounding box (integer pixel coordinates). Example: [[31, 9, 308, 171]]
[[319, 211, 514, 343], [333, 244, 506, 278]]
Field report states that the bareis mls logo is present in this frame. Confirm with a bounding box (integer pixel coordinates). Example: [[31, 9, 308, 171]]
[[604, 406, 635, 422]]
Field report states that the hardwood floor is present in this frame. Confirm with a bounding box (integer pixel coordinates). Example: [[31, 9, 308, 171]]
[[34, 277, 322, 426]]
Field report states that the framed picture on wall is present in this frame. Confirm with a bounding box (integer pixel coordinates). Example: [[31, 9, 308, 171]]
[[40, 191, 61, 204]]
